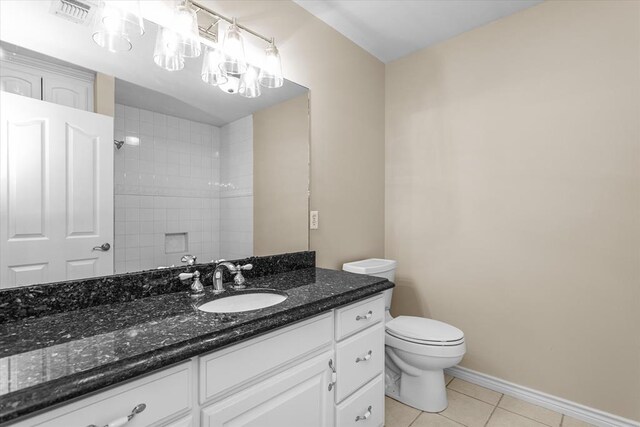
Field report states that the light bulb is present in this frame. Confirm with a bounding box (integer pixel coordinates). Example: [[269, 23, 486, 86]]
[[172, 3, 201, 58], [201, 45, 228, 86], [153, 26, 184, 71], [258, 41, 283, 88], [92, 1, 144, 53], [239, 65, 261, 98], [221, 20, 247, 75]]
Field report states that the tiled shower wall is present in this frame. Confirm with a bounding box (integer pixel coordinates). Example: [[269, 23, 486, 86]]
[[114, 104, 252, 273], [220, 116, 253, 260]]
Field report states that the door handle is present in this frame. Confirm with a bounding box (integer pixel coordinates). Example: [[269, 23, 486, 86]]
[[92, 243, 111, 252]]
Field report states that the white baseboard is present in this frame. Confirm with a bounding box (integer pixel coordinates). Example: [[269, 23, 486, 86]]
[[445, 366, 639, 427]]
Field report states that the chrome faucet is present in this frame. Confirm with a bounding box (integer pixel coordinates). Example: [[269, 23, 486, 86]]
[[213, 261, 253, 293], [178, 270, 204, 297]]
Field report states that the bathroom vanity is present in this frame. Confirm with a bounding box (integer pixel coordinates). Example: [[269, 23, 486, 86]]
[[0, 253, 393, 427]]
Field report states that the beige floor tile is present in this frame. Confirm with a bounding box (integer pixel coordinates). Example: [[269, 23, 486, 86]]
[[440, 389, 494, 427], [412, 412, 465, 426], [447, 378, 502, 405], [445, 373, 454, 385], [562, 415, 596, 427], [499, 396, 562, 426], [488, 408, 550, 427], [385, 396, 420, 427]]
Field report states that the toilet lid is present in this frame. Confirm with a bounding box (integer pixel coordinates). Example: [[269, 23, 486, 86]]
[[386, 316, 464, 344]]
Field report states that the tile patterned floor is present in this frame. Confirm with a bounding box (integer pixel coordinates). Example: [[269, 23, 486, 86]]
[[385, 375, 595, 427]]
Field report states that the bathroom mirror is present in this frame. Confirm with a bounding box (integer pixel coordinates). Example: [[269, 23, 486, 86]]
[[0, 1, 310, 288]]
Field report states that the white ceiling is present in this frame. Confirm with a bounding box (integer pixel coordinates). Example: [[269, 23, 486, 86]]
[[0, 1, 307, 126], [294, 0, 543, 63]]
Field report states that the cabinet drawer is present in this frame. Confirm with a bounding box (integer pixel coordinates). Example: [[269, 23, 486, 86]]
[[335, 295, 384, 341], [200, 313, 333, 403], [336, 375, 384, 427], [335, 323, 384, 402], [21, 362, 192, 427]]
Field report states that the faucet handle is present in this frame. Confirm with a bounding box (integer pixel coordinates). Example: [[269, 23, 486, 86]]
[[179, 271, 204, 297], [231, 264, 252, 289], [179, 272, 193, 281]]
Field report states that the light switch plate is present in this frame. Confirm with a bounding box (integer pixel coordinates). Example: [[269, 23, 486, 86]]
[[310, 211, 319, 230]]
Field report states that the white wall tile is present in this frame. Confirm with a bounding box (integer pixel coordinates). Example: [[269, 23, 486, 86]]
[[114, 104, 256, 272]]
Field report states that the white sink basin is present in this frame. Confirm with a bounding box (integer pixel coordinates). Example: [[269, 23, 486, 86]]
[[198, 291, 287, 313]]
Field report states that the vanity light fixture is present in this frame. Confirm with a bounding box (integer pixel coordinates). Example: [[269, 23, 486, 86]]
[[92, 0, 144, 53], [191, 1, 285, 98], [89, 0, 284, 97]]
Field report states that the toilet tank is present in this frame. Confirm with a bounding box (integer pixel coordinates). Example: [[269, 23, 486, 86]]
[[342, 259, 396, 311]]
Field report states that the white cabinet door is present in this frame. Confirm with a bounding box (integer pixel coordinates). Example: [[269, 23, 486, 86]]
[[201, 351, 334, 427], [0, 61, 42, 100], [42, 72, 93, 112], [0, 92, 113, 288]]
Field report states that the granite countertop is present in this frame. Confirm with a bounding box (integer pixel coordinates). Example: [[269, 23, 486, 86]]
[[0, 267, 393, 424]]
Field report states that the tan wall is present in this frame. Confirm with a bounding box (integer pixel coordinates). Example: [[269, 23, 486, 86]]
[[94, 72, 114, 117], [385, 0, 640, 420], [204, 1, 385, 269], [253, 94, 309, 255]]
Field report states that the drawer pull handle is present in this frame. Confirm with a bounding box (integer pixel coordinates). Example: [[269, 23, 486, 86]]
[[355, 350, 372, 363], [356, 310, 373, 321], [328, 359, 337, 391], [86, 403, 146, 427], [355, 406, 372, 422]]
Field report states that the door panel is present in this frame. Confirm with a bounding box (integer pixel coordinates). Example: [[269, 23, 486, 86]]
[[43, 74, 92, 111], [0, 92, 113, 288], [66, 123, 98, 236], [7, 118, 47, 238], [201, 351, 334, 427], [0, 62, 42, 99]]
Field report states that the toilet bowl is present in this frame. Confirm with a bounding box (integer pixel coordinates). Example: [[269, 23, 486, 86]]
[[343, 259, 466, 413]]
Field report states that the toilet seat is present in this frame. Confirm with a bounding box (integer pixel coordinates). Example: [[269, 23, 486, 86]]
[[386, 316, 464, 346]]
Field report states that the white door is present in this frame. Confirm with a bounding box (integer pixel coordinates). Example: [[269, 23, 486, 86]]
[[201, 351, 335, 427], [0, 91, 113, 288]]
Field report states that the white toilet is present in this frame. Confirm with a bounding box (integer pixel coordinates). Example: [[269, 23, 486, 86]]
[[343, 259, 466, 413]]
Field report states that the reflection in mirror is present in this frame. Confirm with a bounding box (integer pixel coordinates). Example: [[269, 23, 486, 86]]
[[0, 2, 310, 289]]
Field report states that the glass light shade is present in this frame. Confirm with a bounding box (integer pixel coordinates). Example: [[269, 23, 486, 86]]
[[92, 1, 144, 52], [153, 26, 184, 71], [201, 46, 228, 86], [221, 22, 247, 75], [172, 4, 201, 58], [239, 66, 261, 98], [219, 75, 240, 94], [258, 43, 283, 88]]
